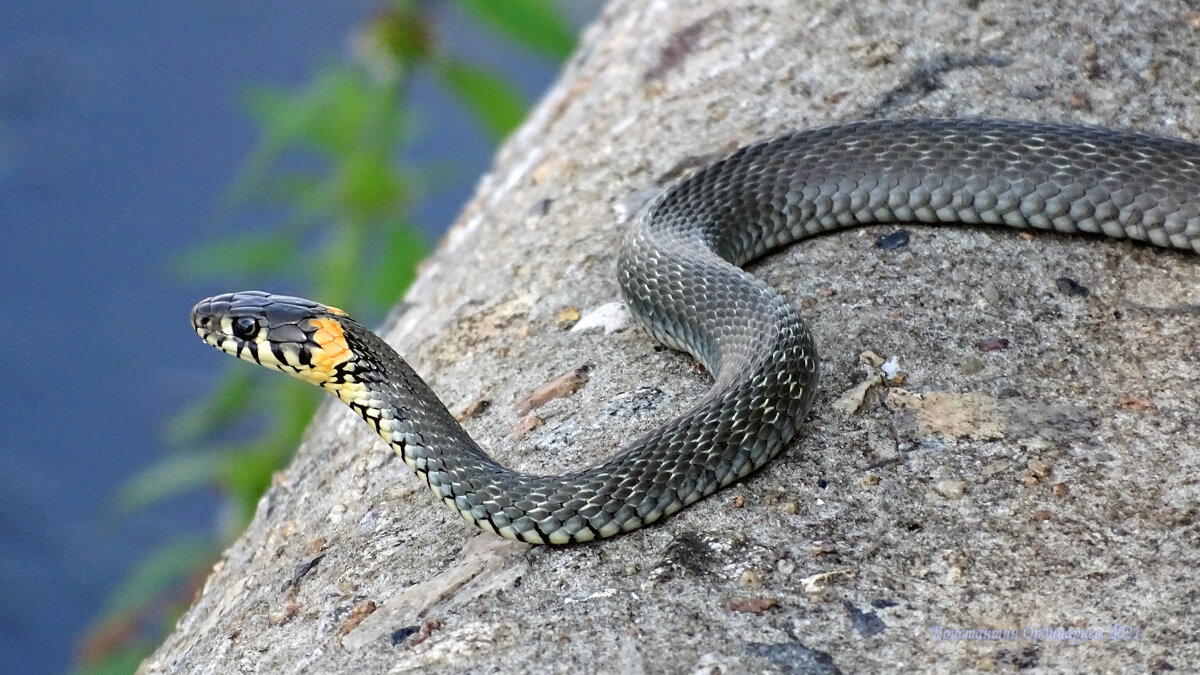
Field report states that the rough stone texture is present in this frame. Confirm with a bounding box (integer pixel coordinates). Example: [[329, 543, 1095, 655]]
[[145, 0, 1200, 672]]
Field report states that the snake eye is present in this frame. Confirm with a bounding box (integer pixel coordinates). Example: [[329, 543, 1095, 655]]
[[232, 316, 260, 340]]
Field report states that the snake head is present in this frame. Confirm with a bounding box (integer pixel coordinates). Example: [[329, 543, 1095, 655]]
[[191, 291, 362, 391]]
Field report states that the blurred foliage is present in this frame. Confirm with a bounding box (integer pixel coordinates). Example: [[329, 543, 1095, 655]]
[[457, 0, 576, 59], [79, 1, 578, 672]]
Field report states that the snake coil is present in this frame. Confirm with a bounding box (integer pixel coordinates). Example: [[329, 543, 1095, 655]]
[[193, 119, 1200, 544]]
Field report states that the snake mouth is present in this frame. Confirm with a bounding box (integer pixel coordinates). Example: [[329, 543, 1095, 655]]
[[190, 320, 253, 365], [190, 295, 226, 333], [193, 323, 236, 359], [190, 301, 224, 350], [190, 293, 268, 367]]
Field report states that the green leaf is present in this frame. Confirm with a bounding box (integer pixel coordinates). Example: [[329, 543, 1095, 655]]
[[435, 59, 527, 139], [221, 447, 281, 522], [164, 370, 259, 445], [98, 538, 213, 620], [233, 66, 406, 194], [456, 0, 576, 59], [337, 152, 406, 219], [367, 220, 427, 308], [220, 385, 321, 522], [168, 232, 299, 282], [114, 452, 225, 517]]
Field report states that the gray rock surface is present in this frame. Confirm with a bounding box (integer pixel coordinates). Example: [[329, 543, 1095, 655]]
[[144, 0, 1200, 672]]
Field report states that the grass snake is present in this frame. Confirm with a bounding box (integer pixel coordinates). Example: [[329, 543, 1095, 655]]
[[192, 118, 1200, 544]]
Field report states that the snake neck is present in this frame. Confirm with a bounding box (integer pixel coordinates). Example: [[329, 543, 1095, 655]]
[[330, 321, 503, 478], [328, 296, 815, 545]]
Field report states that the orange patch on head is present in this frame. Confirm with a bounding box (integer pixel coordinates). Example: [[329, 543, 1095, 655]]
[[306, 317, 352, 384]]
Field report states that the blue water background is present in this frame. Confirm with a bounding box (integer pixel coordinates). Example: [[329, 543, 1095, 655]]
[[0, 2, 594, 672]]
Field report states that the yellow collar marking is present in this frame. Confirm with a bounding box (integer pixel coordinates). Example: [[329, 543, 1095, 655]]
[[305, 317, 352, 385]]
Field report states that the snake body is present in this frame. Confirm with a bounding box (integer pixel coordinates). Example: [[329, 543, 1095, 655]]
[[193, 119, 1200, 544]]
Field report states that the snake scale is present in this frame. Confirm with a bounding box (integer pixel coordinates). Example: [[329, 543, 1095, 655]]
[[193, 118, 1200, 544]]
